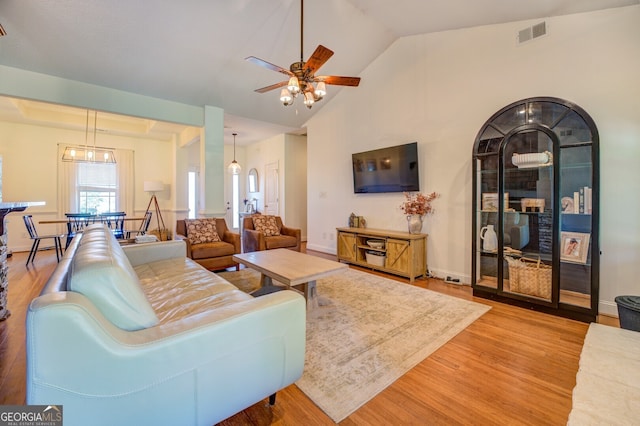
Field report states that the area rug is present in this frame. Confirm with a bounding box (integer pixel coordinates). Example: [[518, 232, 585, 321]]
[[218, 268, 490, 423]]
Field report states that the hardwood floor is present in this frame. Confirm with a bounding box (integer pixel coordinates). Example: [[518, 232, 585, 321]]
[[1, 247, 602, 425]]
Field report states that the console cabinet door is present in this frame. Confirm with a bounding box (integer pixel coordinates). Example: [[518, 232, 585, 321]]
[[385, 239, 410, 274], [337, 232, 356, 262]]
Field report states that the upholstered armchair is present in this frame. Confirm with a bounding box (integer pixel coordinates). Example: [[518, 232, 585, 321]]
[[242, 215, 301, 252], [504, 211, 529, 250], [176, 218, 240, 271]]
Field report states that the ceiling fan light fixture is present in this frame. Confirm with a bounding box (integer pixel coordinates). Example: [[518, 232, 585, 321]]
[[314, 81, 327, 99], [287, 76, 300, 94], [280, 88, 293, 105], [246, 0, 360, 111], [303, 91, 315, 108]]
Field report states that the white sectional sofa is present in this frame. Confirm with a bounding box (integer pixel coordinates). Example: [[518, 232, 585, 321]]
[[26, 224, 306, 426]]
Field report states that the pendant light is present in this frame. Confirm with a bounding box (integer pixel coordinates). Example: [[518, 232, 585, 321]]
[[228, 132, 241, 175], [62, 110, 116, 163]]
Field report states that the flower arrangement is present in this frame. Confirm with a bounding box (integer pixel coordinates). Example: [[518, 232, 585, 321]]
[[400, 192, 438, 216]]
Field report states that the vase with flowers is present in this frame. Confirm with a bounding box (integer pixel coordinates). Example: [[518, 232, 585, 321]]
[[400, 192, 438, 234]]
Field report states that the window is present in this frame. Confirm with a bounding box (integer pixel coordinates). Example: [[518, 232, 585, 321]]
[[76, 162, 117, 214], [232, 173, 239, 228], [188, 171, 196, 219]]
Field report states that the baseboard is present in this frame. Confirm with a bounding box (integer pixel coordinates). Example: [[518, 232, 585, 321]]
[[599, 300, 619, 318], [306, 243, 336, 255]]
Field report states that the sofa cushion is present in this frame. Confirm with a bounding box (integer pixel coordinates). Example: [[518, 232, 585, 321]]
[[265, 235, 298, 250], [68, 224, 159, 331], [184, 218, 221, 244], [190, 241, 235, 260], [252, 215, 281, 236], [134, 257, 252, 324]]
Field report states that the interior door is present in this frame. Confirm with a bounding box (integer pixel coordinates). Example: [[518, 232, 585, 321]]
[[264, 161, 279, 216]]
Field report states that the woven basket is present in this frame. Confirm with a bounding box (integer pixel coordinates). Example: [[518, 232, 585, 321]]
[[505, 256, 551, 299]]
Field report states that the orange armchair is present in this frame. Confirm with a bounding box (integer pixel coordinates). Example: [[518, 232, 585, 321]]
[[176, 218, 240, 271], [242, 215, 301, 253]]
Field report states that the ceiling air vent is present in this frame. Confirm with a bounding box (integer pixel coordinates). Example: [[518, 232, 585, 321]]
[[518, 21, 547, 45]]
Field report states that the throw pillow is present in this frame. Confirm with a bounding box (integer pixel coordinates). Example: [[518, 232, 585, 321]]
[[184, 218, 221, 244], [252, 215, 281, 236]]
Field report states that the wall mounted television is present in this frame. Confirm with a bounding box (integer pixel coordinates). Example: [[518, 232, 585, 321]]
[[352, 142, 420, 193]]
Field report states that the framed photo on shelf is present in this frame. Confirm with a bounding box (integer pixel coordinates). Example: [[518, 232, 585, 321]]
[[482, 192, 509, 211], [560, 231, 590, 264]]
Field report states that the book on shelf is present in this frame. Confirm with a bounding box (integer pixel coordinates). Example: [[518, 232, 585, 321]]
[[572, 186, 592, 215], [585, 186, 592, 214]]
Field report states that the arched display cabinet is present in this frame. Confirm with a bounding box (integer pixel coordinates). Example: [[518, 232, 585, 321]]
[[472, 97, 599, 322]]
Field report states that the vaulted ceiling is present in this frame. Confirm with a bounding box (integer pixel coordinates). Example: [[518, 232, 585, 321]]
[[0, 0, 637, 143]]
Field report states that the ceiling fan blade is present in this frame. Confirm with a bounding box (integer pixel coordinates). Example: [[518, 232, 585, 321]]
[[303, 45, 334, 74], [316, 75, 361, 87], [254, 81, 288, 93], [245, 56, 293, 76]]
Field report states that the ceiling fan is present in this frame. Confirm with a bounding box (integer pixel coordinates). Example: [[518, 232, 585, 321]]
[[245, 0, 360, 109]]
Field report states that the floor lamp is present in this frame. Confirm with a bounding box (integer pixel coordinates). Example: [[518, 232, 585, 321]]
[[143, 180, 166, 236]]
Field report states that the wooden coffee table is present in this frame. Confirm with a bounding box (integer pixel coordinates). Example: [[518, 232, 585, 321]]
[[233, 249, 348, 308]]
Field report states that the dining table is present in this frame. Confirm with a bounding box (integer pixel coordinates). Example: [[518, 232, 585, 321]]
[[39, 217, 147, 224]]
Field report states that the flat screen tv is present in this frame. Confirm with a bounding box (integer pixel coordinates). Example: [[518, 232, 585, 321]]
[[352, 142, 420, 193]]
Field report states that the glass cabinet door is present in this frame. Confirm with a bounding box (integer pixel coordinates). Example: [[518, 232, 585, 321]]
[[475, 154, 500, 290], [557, 111, 595, 309], [501, 130, 555, 303]]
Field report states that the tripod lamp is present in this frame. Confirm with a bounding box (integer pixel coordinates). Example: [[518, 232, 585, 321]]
[[143, 180, 166, 233]]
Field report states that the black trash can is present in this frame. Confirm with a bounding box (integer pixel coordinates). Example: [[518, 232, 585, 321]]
[[615, 295, 640, 331]]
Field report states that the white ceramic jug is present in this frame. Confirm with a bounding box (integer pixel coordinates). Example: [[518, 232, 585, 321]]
[[480, 224, 498, 252]]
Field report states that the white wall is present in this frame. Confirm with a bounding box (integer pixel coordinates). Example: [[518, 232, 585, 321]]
[[284, 134, 308, 240], [306, 6, 640, 316], [245, 133, 308, 239], [0, 120, 177, 251]]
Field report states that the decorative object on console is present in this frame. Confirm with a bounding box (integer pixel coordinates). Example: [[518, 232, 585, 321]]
[[406, 215, 424, 234], [512, 150, 552, 168], [348, 213, 366, 228], [400, 191, 438, 234]]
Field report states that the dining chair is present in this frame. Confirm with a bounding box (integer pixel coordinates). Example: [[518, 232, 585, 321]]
[[125, 211, 152, 238], [99, 212, 126, 239], [65, 213, 96, 248], [23, 215, 64, 265]]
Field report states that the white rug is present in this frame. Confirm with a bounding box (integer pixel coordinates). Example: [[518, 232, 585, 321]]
[[218, 268, 490, 422]]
